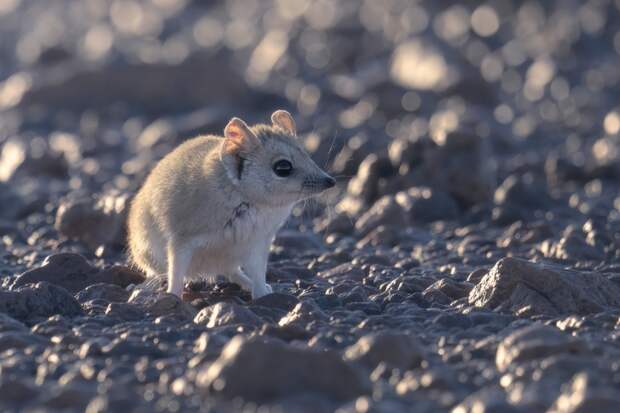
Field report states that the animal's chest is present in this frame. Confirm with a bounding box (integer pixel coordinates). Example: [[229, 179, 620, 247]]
[[222, 203, 291, 245]]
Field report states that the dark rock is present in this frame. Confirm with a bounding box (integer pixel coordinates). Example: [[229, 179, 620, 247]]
[[194, 302, 262, 328], [14, 253, 97, 293], [541, 226, 606, 262], [54, 191, 131, 250], [494, 173, 550, 210], [417, 125, 496, 207], [495, 324, 587, 372], [318, 263, 365, 282], [197, 335, 371, 402], [127, 289, 195, 320], [12, 52, 262, 115], [273, 230, 324, 252], [0, 331, 48, 352], [251, 293, 299, 312], [75, 283, 130, 303], [279, 300, 328, 330], [193, 332, 228, 359], [396, 187, 460, 223], [469, 257, 620, 316], [452, 385, 519, 413], [0, 282, 84, 320], [355, 195, 408, 236], [344, 332, 425, 369], [38, 383, 95, 410], [104, 303, 145, 321], [548, 372, 620, 413], [94, 266, 145, 288], [13, 253, 144, 293], [338, 154, 395, 216], [0, 377, 36, 404], [0, 313, 28, 333], [0, 138, 68, 181], [423, 278, 471, 302]]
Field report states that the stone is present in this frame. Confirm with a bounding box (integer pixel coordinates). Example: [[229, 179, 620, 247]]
[[541, 226, 605, 262], [547, 372, 620, 413], [0, 331, 48, 352], [94, 266, 146, 288], [13, 254, 144, 293], [469, 257, 620, 316], [14, 253, 97, 293], [395, 187, 459, 224], [0, 313, 28, 333], [127, 289, 195, 320], [194, 302, 262, 328], [12, 51, 256, 115], [495, 324, 586, 372], [38, 383, 96, 410], [54, 191, 131, 250], [279, 300, 328, 330], [196, 335, 371, 402], [273, 230, 324, 251], [338, 154, 395, 216], [423, 279, 471, 302], [193, 332, 229, 359], [0, 138, 68, 182], [104, 303, 145, 321], [0, 282, 84, 321], [344, 332, 425, 369], [318, 263, 365, 282], [355, 195, 408, 236], [251, 293, 299, 312], [451, 385, 519, 413], [418, 124, 495, 207], [0, 377, 36, 404], [75, 283, 130, 304]]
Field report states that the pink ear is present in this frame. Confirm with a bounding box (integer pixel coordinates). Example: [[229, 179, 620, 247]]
[[271, 110, 297, 136], [223, 117, 259, 154]]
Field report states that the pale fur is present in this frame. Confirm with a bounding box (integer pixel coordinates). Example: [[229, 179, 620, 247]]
[[128, 112, 333, 298]]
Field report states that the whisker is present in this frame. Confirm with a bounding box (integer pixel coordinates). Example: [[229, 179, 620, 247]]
[[323, 129, 339, 170]]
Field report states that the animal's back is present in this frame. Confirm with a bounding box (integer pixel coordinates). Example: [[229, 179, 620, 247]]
[[127, 135, 222, 274]]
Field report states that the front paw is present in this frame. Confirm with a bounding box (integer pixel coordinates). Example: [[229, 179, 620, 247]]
[[251, 283, 272, 299]]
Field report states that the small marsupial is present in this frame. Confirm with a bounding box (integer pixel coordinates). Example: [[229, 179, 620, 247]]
[[127, 110, 335, 298]]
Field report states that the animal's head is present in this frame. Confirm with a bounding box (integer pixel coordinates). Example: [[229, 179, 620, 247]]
[[219, 110, 335, 207]]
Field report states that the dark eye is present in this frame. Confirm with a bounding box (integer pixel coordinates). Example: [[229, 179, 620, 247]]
[[273, 159, 293, 177]]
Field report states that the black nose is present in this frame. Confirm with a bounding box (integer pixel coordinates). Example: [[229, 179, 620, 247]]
[[323, 176, 336, 188]]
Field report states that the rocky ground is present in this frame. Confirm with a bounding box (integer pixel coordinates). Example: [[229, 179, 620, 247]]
[[1, 0, 620, 412]]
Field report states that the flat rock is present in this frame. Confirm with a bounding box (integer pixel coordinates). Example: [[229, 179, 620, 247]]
[[75, 283, 130, 303], [344, 332, 425, 369], [451, 385, 519, 413], [395, 187, 459, 224], [251, 292, 299, 312], [197, 335, 371, 402], [54, 191, 131, 250], [0, 313, 28, 333], [496, 324, 586, 372], [468, 257, 620, 316], [547, 372, 620, 413], [0, 331, 48, 352], [194, 302, 262, 328], [279, 300, 328, 330], [13, 253, 144, 294], [0, 282, 84, 321], [355, 195, 408, 236], [128, 289, 195, 320]]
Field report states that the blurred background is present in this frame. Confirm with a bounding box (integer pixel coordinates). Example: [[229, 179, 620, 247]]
[[1, 0, 619, 263]]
